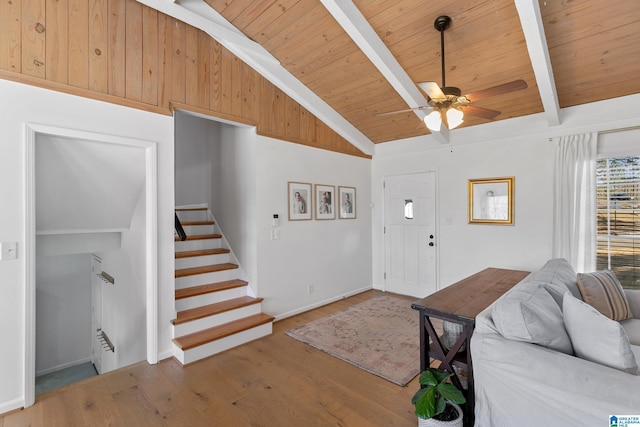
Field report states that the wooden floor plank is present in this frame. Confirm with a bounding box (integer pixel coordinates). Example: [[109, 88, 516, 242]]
[[1, 290, 420, 426]]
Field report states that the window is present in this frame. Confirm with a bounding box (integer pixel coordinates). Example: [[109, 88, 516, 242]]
[[596, 156, 640, 289]]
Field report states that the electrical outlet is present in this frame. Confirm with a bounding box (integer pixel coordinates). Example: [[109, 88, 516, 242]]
[[308, 284, 314, 295]]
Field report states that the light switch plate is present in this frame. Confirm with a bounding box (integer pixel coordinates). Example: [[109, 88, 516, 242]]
[[0, 242, 18, 260]]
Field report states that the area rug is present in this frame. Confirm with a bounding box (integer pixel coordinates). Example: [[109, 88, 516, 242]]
[[286, 295, 420, 386]]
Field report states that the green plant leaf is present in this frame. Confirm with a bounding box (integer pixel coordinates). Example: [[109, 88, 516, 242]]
[[437, 383, 466, 404], [414, 386, 438, 419], [435, 395, 446, 415], [418, 370, 438, 387], [411, 388, 426, 405], [431, 368, 452, 384]]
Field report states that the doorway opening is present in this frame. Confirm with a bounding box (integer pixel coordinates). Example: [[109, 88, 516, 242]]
[[24, 124, 158, 406]]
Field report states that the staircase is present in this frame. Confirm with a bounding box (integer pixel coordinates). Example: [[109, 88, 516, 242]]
[[172, 206, 274, 365]]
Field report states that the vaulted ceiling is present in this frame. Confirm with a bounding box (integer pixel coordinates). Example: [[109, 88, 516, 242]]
[[142, 0, 640, 154]]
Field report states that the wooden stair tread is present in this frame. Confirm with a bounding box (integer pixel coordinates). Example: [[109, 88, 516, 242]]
[[175, 263, 238, 278], [175, 280, 248, 300], [172, 296, 264, 325], [174, 233, 221, 242], [175, 248, 230, 259], [172, 313, 274, 351], [181, 220, 215, 226]]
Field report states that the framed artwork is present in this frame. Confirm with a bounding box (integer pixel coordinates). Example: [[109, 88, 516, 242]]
[[315, 184, 336, 220], [338, 186, 356, 219], [288, 182, 312, 221], [468, 177, 514, 225]]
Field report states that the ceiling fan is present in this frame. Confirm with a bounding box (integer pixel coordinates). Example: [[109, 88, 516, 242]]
[[378, 15, 528, 132]]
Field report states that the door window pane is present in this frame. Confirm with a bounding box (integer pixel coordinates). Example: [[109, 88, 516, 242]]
[[404, 199, 414, 219]]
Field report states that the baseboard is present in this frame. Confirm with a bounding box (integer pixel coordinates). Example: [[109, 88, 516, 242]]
[[274, 285, 373, 321], [35, 357, 92, 377], [158, 348, 174, 362], [0, 397, 25, 416]]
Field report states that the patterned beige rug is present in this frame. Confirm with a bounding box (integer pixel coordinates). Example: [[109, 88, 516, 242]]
[[286, 295, 420, 386]]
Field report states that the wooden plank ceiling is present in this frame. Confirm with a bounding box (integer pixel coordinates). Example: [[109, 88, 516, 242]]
[[195, 0, 640, 145]]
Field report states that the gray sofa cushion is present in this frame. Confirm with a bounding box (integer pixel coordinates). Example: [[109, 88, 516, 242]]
[[621, 318, 640, 346], [492, 281, 574, 354], [563, 293, 638, 375], [528, 258, 582, 300]]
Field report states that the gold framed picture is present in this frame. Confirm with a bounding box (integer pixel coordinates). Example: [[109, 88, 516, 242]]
[[468, 177, 514, 225]]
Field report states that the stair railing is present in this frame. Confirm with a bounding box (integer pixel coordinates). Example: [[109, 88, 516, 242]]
[[175, 213, 187, 241]]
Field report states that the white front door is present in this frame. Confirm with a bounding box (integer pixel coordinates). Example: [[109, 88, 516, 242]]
[[91, 255, 103, 374], [384, 172, 437, 297]]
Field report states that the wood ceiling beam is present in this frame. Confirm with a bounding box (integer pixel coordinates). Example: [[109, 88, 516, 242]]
[[136, 0, 375, 155], [514, 0, 561, 126], [320, 0, 450, 145]]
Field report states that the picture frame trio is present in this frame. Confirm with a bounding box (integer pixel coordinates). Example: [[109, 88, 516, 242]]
[[288, 181, 356, 221]]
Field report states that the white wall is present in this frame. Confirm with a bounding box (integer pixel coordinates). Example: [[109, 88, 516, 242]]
[[372, 94, 640, 291], [174, 110, 219, 208], [255, 136, 372, 317], [0, 79, 175, 413], [213, 124, 258, 287], [35, 253, 92, 375], [95, 192, 147, 373]]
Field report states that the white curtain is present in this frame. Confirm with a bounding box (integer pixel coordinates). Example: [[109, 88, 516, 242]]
[[552, 132, 597, 273]]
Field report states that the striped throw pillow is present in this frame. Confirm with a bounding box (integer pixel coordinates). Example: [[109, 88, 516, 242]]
[[576, 269, 632, 321]]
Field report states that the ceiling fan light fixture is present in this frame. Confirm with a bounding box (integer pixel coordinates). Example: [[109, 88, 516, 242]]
[[424, 111, 442, 132], [446, 108, 464, 129]]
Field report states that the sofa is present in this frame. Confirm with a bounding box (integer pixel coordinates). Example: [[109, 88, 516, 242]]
[[471, 258, 640, 426]]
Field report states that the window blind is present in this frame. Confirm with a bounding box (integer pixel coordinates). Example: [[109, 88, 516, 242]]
[[596, 157, 640, 289]]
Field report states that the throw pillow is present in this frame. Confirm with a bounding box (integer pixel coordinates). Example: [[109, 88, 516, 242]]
[[576, 269, 632, 321], [492, 282, 573, 354], [563, 293, 638, 375]]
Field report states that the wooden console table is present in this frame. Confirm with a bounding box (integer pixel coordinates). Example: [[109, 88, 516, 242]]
[[411, 268, 530, 427]]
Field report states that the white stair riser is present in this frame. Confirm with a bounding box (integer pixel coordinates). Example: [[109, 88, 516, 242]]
[[183, 224, 215, 235], [174, 304, 263, 336], [174, 323, 273, 365], [174, 238, 221, 252], [176, 210, 208, 222], [175, 286, 248, 311], [175, 269, 238, 289], [175, 253, 231, 270]]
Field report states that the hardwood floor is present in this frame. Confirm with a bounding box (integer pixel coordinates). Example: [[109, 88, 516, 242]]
[[1, 290, 421, 426]]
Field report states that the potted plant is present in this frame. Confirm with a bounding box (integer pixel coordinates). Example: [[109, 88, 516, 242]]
[[412, 368, 466, 427]]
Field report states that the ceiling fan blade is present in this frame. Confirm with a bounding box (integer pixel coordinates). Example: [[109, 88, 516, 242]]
[[465, 79, 528, 102], [417, 82, 446, 100], [462, 105, 501, 120], [374, 105, 432, 117]]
